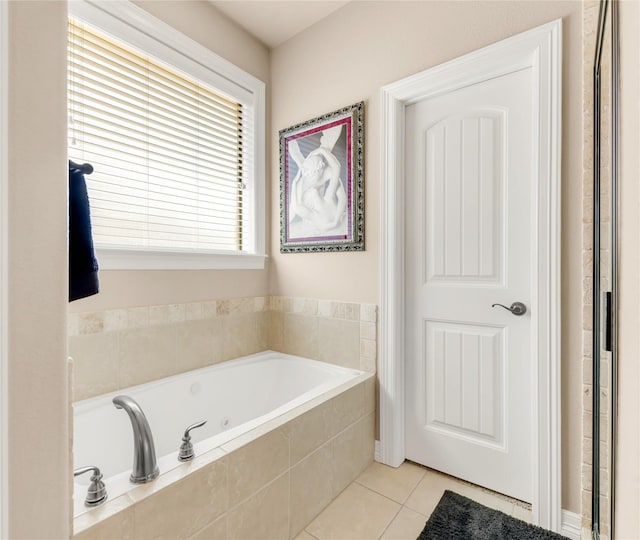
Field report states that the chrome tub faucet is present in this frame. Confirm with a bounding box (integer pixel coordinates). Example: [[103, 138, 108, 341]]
[[113, 395, 159, 483]]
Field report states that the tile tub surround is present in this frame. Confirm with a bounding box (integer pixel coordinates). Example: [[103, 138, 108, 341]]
[[73, 374, 375, 539], [69, 296, 378, 401], [269, 296, 377, 373]]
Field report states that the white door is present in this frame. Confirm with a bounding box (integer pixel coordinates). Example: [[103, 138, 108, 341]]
[[405, 66, 534, 502]]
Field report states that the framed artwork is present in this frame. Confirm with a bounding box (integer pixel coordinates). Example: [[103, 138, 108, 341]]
[[279, 101, 364, 253]]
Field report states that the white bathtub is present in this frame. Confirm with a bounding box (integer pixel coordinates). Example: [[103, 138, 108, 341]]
[[73, 350, 364, 518]]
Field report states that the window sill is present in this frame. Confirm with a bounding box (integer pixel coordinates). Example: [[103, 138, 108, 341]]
[[95, 248, 266, 270]]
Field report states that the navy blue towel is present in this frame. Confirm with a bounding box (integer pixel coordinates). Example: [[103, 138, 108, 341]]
[[69, 161, 99, 301]]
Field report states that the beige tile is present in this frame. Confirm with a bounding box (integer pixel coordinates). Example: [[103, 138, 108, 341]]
[[380, 506, 428, 540], [78, 311, 105, 334], [104, 309, 128, 332], [217, 299, 231, 316], [227, 427, 290, 507], [289, 400, 333, 464], [364, 376, 376, 415], [73, 507, 135, 540], [227, 473, 289, 540], [360, 338, 376, 361], [404, 470, 467, 517], [360, 304, 377, 323], [269, 311, 284, 351], [306, 482, 400, 540], [201, 301, 218, 318], [356, 461, 425, 504], [176, 319, 224, 372], [168, 303, 186, 322], [270, 296, 284, 312], [220, 297, 253, 315], [330, 382, 365, 435], [149, 304, 170, 326], [318, 300, 332, 318], [133, 457, 228, 540], [317, 318, 360, 369], [512, 504, 533, 524], [254, 296, 267, 312], [223, 313, 258, 360], [360, 321, 376, 340], [290, 444, 335, 537], [127, 306, 150, 328], [239, 297, 257, 314], [282, 296, 295, 312], [294, 531, 317, 540], [329, 301, 345, 320], [189, 514, 227, 540], [283, 313, 318, 359], [582, 463, 592, 491], [256, 311, 269, 350], [119, 324, 178, 388], [73, 490, 136, 536], [360, 353, 377, 373], [293, 297, 318, 316], [345, 303, 360, 321], [69, 331, 120, 401], [185, 302, 204, 321], [332, 413, 374, 496]]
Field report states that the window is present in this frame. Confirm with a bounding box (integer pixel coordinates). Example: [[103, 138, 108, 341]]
[[68, 1, 265, 269]]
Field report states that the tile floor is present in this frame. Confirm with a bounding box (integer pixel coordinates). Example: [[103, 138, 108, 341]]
[[296, 460, 532, 540]]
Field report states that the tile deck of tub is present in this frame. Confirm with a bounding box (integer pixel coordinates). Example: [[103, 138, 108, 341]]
[[296, 461, 532, 540]]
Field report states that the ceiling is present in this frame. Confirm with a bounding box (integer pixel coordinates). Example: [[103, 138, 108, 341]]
[[209, 1, 351, 48]]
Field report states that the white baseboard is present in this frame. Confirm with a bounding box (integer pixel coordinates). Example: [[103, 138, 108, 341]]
[[561, 510, 581, 539]]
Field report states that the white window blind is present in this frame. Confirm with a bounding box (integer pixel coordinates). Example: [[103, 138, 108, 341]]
[[68, 18, 246, 254]]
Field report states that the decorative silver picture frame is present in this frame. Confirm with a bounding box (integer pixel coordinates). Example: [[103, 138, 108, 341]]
[[279, 101, 364, 253]]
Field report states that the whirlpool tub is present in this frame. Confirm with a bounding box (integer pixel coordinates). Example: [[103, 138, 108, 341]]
[[72, 350, 373, 537]]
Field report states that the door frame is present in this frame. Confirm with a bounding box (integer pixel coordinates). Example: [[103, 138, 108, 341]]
[[379, 19, 562, 531]]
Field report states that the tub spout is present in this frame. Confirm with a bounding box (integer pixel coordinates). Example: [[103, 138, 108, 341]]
[[113, 395, 159, 483]]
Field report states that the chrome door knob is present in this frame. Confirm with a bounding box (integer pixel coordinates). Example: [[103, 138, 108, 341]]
[[491, 301, 527, 316]]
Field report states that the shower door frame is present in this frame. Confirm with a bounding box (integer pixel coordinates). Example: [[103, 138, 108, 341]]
[[378, 19, 563, 532]]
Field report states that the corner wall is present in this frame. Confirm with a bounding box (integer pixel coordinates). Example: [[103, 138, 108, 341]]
[[7, 1, 69, 537], [270, 0, 583, 513]]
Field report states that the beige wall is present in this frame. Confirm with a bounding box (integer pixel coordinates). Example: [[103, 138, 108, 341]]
[[615, 0, 640, 536], [8, 1, 69, 537], [70, 0, 272, 313], [270, 1, 583, 512]]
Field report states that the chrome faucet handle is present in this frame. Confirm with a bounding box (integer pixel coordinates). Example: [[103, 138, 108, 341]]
[[74, 466, 108, 507], [178, 420, 207, 462]]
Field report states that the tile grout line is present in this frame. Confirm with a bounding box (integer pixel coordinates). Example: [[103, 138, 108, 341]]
[[401, 468, 427, 506], [352, 478, 414, 508], [302, 528, 321, 540], [375, 494, 408, 540]]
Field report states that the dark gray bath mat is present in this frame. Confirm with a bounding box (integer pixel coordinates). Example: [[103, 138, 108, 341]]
[[417, 490, 569, 540]]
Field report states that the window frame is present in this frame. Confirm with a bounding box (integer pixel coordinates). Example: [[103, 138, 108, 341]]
[[68, 0, 266, 270]]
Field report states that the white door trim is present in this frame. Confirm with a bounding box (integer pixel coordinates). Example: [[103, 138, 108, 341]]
[[0, 1, 9, 536], [379, 19, 562, 531]]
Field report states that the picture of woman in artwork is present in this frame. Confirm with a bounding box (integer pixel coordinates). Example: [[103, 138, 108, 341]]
[[287, 124, 349, 240]]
